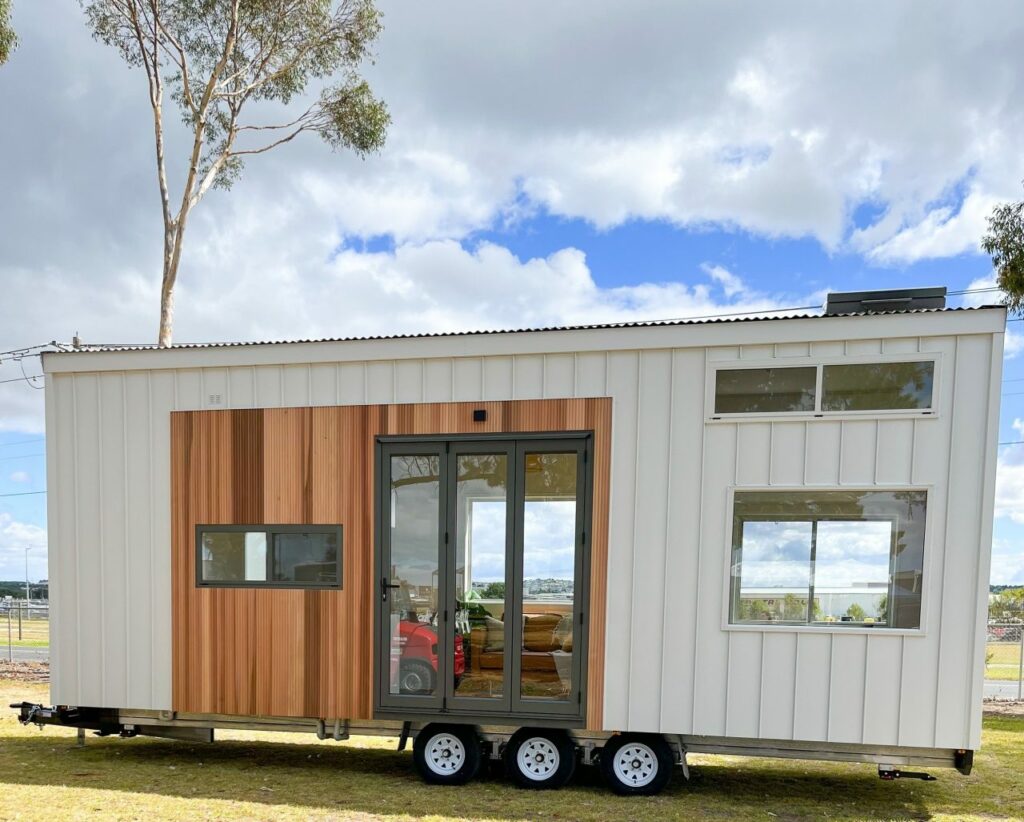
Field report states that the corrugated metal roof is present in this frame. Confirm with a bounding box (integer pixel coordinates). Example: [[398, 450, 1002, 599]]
[[60, 305, 1001, 353]]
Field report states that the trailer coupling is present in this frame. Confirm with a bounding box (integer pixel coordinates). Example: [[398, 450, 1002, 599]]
[[11, 702, 123, 736]]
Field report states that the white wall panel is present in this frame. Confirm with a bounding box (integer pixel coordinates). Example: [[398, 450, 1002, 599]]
[[862, 636, 902, 745], [875, 420, 914, 484], [575, 352, 606, 396], [366, 362, 394, 403], [99, 373, 128, 708], [792, 633, 832, 740], [513, 355, 544, 399], [453, 358, 482, 401], [839, 420, 877, 484], [659, 349, 705, 734], [252, 366, 282, 407], [482, 356, 514, 400], [228, 366, 255, 408], [828, 634, 867, 743], [602, 351, 640, 728], [422, 360, 452, 402], [544, 353, 575, 398], [759, 632, 798, 740], [805, 422, 841, 485], [310, 363, 338, 405], [769, 423, 806, 486], [124, 372, 154, 708], [337, 362, 367, 404], [202, 369, 228, 409], [394, 360, 423, 404], [735, 423, 771, 486], [726, 632, 762, 737], [281, 364, 311, 406], [149, 370, 175, 709], [691, 423, 735, 736], [627, 350, 672, 730]]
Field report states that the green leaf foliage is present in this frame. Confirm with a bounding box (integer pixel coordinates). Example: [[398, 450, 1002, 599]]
[[0, 0, 16, 65], [80, 0, 388, 190], [981, 189, 1024, 314]]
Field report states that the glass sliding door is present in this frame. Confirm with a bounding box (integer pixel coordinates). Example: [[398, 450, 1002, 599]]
[[511, 440, 588, 714], [446, 444, 514, 712], [377, 435, 590, 720], [379, 445, 446, 710]]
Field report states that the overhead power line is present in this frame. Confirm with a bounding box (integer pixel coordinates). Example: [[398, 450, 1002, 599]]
[[0, 490, 45, 498]]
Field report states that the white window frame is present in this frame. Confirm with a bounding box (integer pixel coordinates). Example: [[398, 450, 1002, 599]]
[[706, 352, 941, 422], [719, 485, 933, 636]]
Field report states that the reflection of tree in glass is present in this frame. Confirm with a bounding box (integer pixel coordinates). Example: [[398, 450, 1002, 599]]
[[822, 362, 933, 411], [525, 453, 577, 498], [715, 367, 816, 413]]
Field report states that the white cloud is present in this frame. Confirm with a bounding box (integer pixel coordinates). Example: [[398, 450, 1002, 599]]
[[0, 512, 47, 580], [9, 472, 30, 484]]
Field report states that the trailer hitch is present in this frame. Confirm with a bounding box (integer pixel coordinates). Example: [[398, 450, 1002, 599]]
[[878, 767, 936, 781]]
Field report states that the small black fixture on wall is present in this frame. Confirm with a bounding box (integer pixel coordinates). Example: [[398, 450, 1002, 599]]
[[473, 409, 487, 422]]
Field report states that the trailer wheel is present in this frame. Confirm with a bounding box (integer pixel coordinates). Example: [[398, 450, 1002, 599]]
[[599, 733, 673, 796], [503, 728, 577, 789], [413, 724, 482, 785]]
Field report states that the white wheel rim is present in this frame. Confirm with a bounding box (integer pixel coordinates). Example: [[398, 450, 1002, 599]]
[[516, 736, 561, 781], [613, 742, 658, 788], [425, 733, 466, 777]]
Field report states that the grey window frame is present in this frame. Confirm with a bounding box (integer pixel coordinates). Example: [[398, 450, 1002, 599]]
[[195, 523, 343, 590], [710, 356, 939, 419]]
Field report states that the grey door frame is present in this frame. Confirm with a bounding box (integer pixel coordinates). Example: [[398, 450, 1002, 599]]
[[374, 431, 593, 723]]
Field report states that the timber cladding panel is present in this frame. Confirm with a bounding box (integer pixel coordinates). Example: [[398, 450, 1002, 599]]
[[171, 398, 611, 726]]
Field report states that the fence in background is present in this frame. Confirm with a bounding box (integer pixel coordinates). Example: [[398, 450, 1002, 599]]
[[2, 602, 50, 663], [986, 622, 1023, 700], [2, 607, 1022, 698]]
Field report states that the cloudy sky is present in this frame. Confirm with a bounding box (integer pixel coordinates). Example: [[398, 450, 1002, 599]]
[[2, 1, 1024, 585]]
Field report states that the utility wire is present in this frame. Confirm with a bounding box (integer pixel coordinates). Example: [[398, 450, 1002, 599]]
[[0, 373, 44, 386], [0, 437, 45, 449], [0, 453, 44, 462], [0, 490, 45, 498]]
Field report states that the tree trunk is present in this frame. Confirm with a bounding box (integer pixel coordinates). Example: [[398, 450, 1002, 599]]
[[158, 218, 187, 348], [158, 274, 175, 348]]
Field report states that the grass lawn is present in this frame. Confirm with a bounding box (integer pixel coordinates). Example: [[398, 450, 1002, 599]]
[[1, 680, 1022, 821], [986, 641, 1023, 681], [1, 617, 49, 648]]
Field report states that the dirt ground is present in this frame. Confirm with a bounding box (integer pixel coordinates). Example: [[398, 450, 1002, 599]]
[[0, 660, 49, 684]]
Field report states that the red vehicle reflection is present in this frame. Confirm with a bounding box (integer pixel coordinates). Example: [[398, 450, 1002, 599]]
[[391, 612, 465, 695]]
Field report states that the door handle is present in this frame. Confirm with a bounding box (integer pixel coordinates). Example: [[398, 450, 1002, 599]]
[[381, 576, 400, 601]]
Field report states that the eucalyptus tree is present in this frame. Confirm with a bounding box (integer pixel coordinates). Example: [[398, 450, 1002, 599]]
[[0, 0, 15, 64], [982, 184, 1024, 315], [83, 0, 389, 346]]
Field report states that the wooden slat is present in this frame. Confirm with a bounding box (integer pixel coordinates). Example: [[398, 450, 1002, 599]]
[[172, 398, 611, 725]]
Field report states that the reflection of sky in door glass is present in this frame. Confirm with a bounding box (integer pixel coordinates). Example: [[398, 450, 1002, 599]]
[[523, 500, 577, 583], [390, 455, 439, 587], [814, 520, 891, 587], [739, 521, 812, 589], [469, 500, 506, 581]]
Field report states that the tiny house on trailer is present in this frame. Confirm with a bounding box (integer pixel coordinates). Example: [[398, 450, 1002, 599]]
[[15, 287, 1004, 794]]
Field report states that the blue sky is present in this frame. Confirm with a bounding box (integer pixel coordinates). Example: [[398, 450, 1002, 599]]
[[2, 1, 1024, 585]]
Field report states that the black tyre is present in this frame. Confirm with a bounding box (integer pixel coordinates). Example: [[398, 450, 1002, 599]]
[[503, 727, 577, 789], [413, 723, 483, 785], [599, 733, 674, 796], [397, 658, 435, 695]]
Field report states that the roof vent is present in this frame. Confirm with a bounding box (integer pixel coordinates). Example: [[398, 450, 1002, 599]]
[[824, 286, 946, 316]]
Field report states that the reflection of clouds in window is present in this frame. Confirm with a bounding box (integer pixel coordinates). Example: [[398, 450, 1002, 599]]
[[470, 500, 506, 581], [815, 521, 891, 587], [738, 521, 811, 588], [390, 455, 440, 588], [523, 500, 576, 581]]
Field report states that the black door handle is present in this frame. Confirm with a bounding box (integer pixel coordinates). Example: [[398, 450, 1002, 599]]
[[381, 577, 400, 601]]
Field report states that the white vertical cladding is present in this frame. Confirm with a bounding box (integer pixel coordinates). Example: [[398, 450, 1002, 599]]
[[692, 422, 736, 736], [482, 356, 514, 399], [72, 374, 104, 705], [49, 375, 77, 705], [900, 337, 955, 745], [149, 371, 175, 709], [513, 355, 544, 399], [394, 361, 423, 404], [602, 351, 640, 729], [453, 358, 482, 400], [124, 372, 155, 709], [422, 360, 452, 402], [657, 350, 705, 734], [98, 373, 128, 709], [626, 350, 673, 730], [935, 335, 993, 748]]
